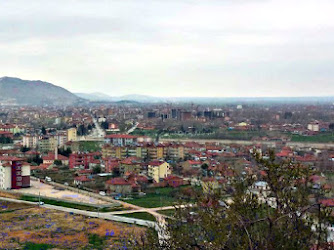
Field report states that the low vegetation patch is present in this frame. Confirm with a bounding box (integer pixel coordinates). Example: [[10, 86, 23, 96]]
[[118, 212, 156, 222]]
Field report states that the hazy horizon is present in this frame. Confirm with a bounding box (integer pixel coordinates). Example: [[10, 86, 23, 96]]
[[1, 1, 334, 97]]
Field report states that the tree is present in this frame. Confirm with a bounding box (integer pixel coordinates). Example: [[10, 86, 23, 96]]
[[101, 121, 109, 130], [54, 160, 62, 166], [329, 123, 334, 131], [21, 146, 30, 152], [129, 151, 331, 249], [0, 137, 13, 144], [201, 163, 209, 177], [41, 126, 47, 135], [93, 165, 102, 174], [58, 147, 72, 157]]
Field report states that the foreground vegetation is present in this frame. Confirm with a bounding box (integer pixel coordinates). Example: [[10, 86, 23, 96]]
[[0, 204, 144, 249], [118, 212, 156, 222], [128, 151, 332, 249]]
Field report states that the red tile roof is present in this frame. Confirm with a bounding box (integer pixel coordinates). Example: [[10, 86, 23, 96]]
[[105, 134, 137, 139], [106, 177, 131, 186]]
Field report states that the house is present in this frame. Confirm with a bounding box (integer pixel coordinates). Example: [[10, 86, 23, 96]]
[[182, 160, 202, 170], [42, 152, 69, 165], [164, 175, 184, 188], [148, 160, 171, 183], [74, 175, 92, 186], [105, 177, 134, 195]]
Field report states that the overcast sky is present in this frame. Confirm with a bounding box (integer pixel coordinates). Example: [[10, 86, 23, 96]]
[[1, 0, 334, 97]]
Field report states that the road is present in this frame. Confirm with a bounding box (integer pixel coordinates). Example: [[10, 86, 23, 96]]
[[0, 196, 156, 228], [126, 122, 139, 134], [79, 116, 105, 141]]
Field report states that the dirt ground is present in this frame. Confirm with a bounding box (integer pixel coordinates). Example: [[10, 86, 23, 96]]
[[12, 180, 109, 205], [0, 205, 145, 249]]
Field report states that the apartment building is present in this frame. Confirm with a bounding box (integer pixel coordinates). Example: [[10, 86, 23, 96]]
[[148, 160, 171, 183], [0, 157, 30, 190], [22, 135, 39, 148], [67, 127, 77, 142], [69, 152, 100, 169], [104, 134, 137, 146]]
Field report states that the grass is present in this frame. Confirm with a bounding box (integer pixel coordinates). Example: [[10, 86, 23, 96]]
[[156, 209, 176, 217], [291, 133, 334, 143], [118, 212, 156, 222], [23, 243, 54, 250], [79, 141, 102, 152], [130, 129, 159, 137], [125, 195, 177, 208], [20, 195, 120, 212], [123, 186, 186, 208], [161, 130, 269, 141]]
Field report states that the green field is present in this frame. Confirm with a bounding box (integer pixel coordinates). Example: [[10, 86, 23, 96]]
[[291, 133, 334, 143], [118, 212, 156, 222], [124, 194, 177, 208], [130, 129, 159, 137], [20, 195, 121, 213], [161, 130, 269, 141], [78, 141, 102, 152], [156, 209, 176, 217], [123, 187, 182, 208]]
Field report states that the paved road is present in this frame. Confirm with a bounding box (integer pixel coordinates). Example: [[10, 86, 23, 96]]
[[126, 122, 139, 134], [0, 196, 156, 228], [79, 116, 105, 141]]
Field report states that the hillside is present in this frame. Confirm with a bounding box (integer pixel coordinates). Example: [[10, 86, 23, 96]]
[[0, 77, 81, 106]]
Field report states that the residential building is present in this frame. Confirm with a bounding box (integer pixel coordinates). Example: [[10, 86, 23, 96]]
[[69, 152, 100, 169], [23, 135, 39, 149], [104, 134, 137, 146], [148, 160, 171, 183], [67, 127, 77, 142], [0, 157, 30, 190]]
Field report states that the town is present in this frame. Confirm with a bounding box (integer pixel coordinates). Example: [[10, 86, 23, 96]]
[[1, 0, 334, 248]]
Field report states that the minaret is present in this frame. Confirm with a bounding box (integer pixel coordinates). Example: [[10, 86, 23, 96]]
[[55, 146, 58, 160]]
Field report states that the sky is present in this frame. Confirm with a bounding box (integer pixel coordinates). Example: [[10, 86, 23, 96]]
[[1, 0, 334, 97]]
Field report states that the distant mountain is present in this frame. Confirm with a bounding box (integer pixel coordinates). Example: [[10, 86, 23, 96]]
[[75, 92, 334, 105], [75, 93, 166, 103], [0, 77, 81, 106], [75, 92, 113, 101]]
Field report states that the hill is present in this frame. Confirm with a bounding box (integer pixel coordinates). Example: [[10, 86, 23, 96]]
[[0, 77, 81, 106]]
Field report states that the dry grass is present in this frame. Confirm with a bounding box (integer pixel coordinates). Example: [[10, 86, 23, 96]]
[[0, 190, 20, 199], [0, 205, 145, 249]]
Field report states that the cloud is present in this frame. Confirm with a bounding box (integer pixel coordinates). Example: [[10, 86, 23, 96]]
[[0, 0, 334, 97]]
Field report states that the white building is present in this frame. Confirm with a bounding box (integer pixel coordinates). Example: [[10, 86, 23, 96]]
[[148, 161, 171, 183], [0, 157, 30, 190], [22, 135, 39, 149], [307, 121, 320, 132]]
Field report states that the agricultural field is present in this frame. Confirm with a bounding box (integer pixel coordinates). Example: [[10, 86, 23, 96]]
[[291, 133, 334, 143], [0, 204, 145, 249]]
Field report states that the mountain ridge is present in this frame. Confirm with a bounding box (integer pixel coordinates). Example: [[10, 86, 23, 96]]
[[0, 76, 81, 106]]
